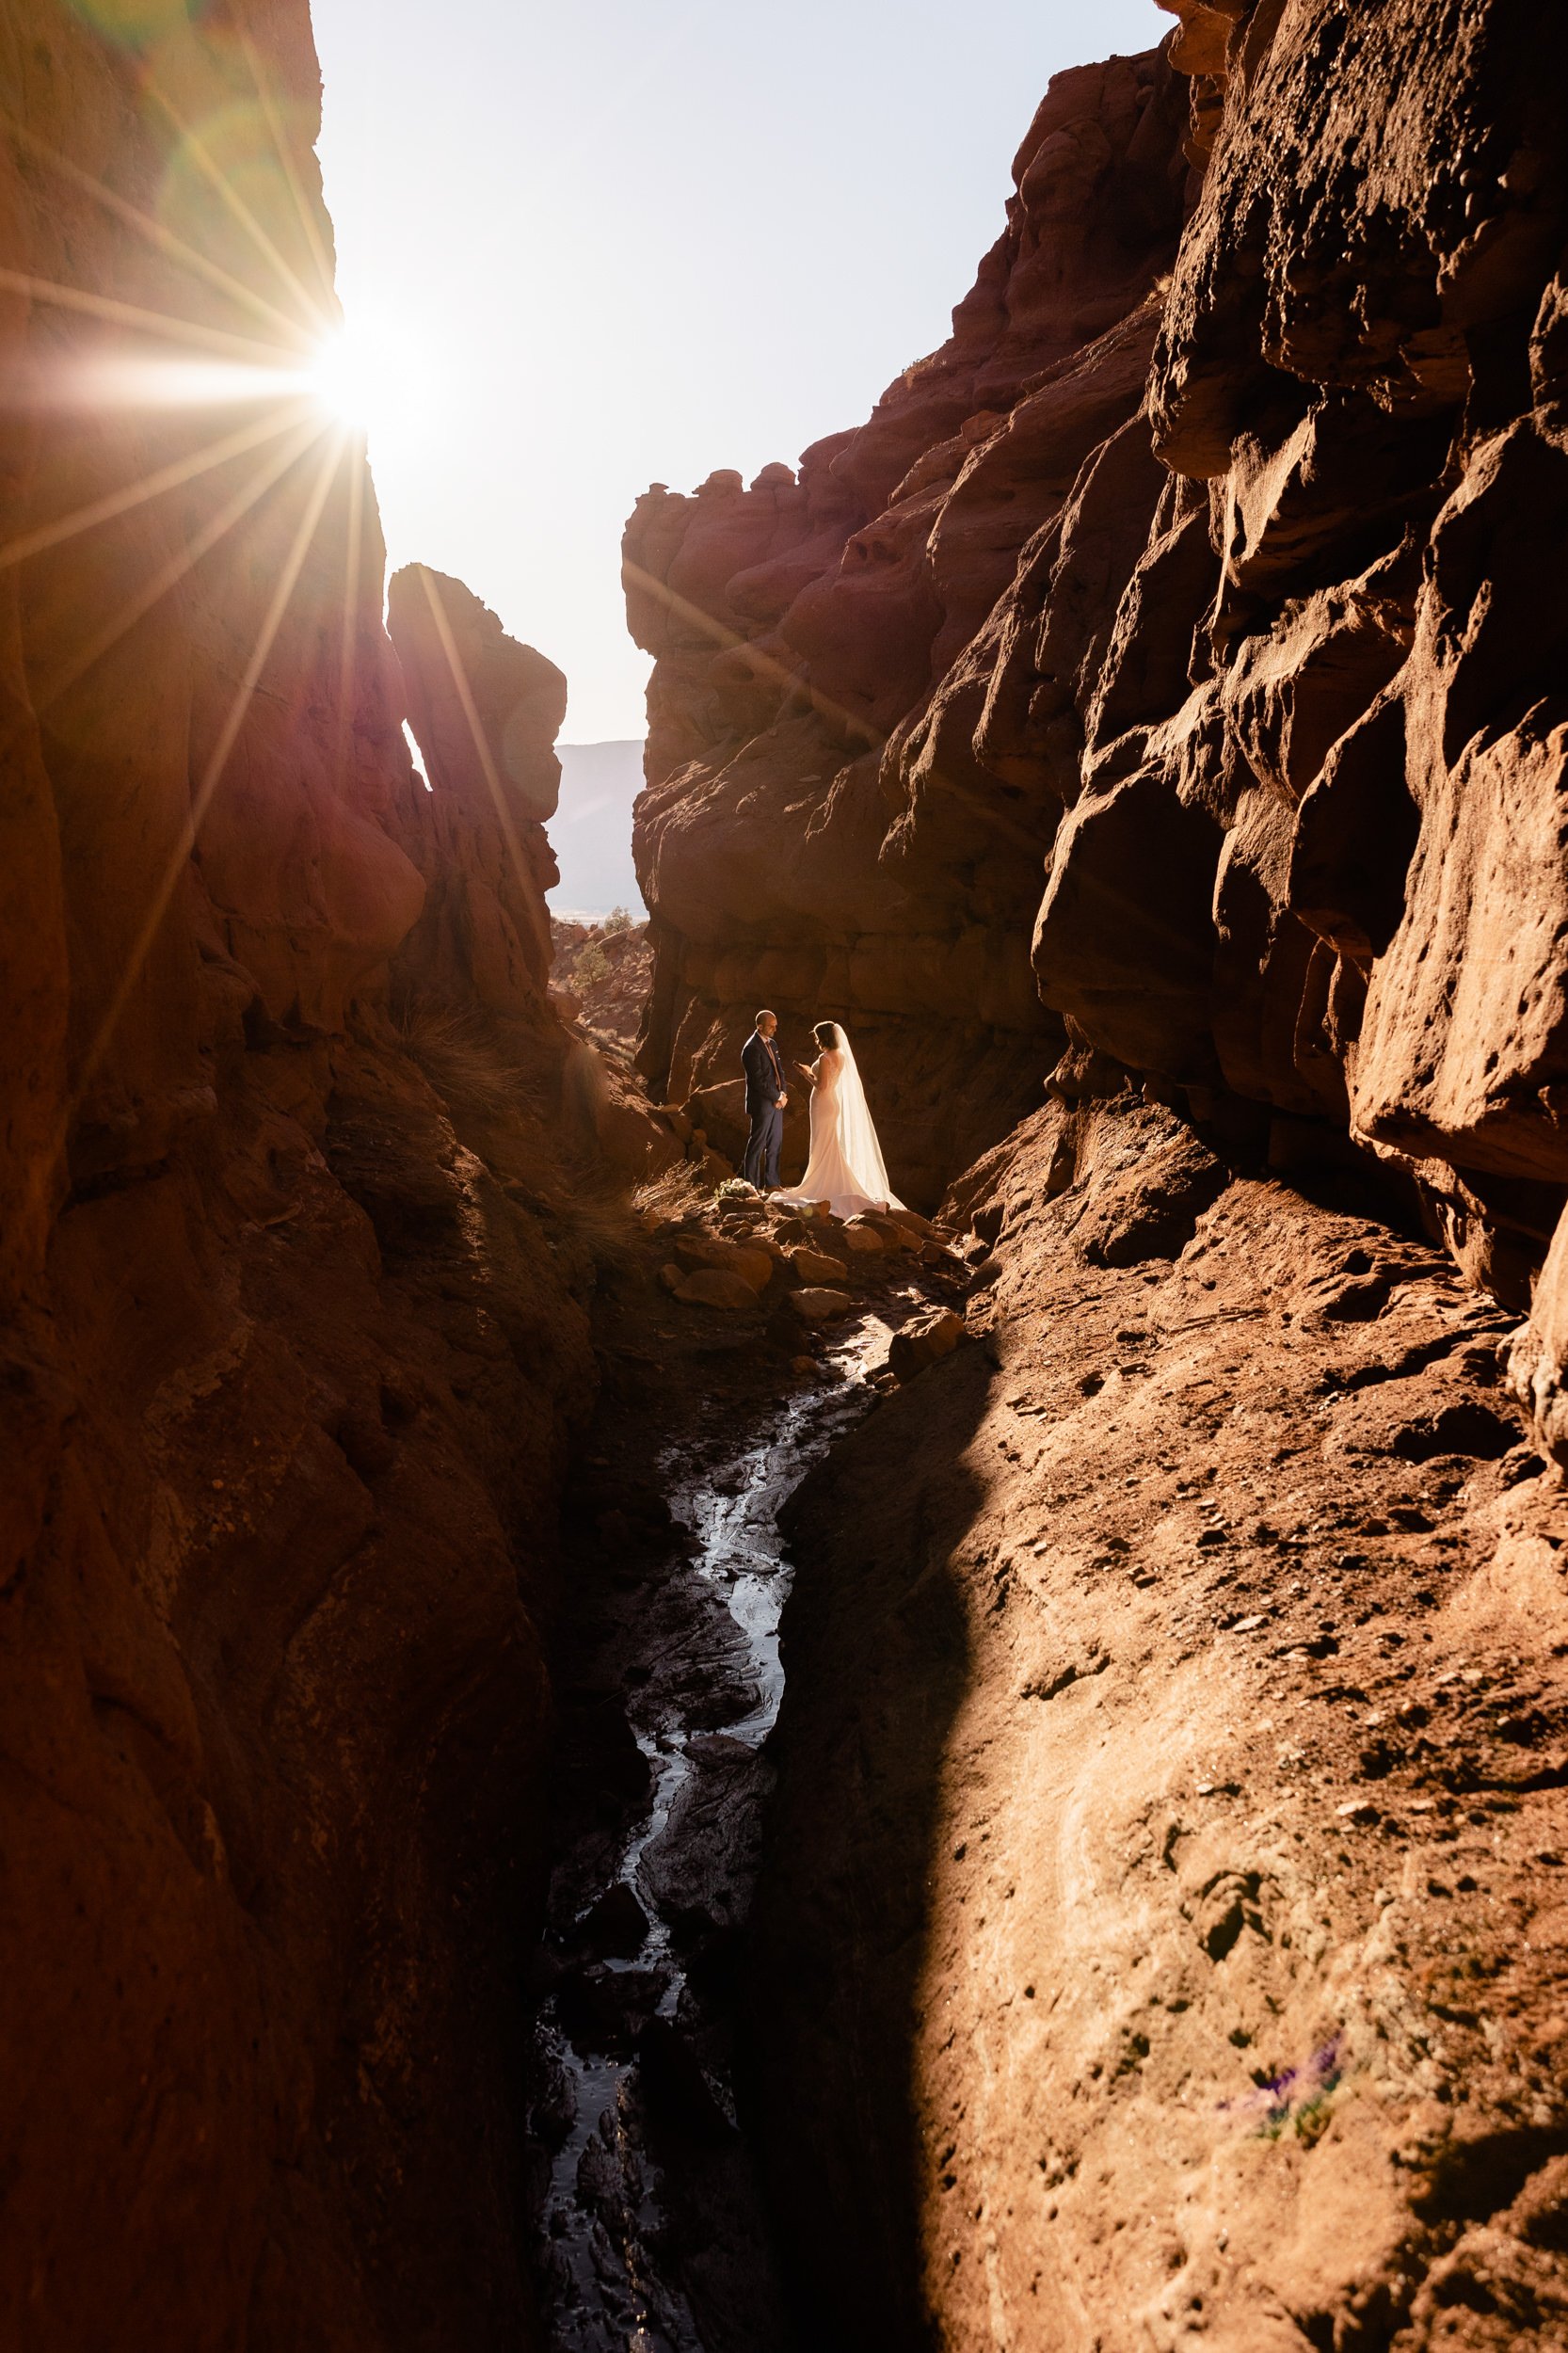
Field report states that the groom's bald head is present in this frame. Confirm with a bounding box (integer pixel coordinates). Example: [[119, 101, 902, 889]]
[[755, 1010, 777, 1036]]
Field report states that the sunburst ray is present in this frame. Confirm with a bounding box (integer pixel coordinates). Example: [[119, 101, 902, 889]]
[[1, 113, 317, 350], [143, 82, 324, 331], [620, 556, 886, 753], [72, 425, 347, 1107], [0, 396, 315, 577], [0, 265, 314, 369], [333, 427, 366, 791], [30, 411, 329, 718], [235, 29, 338, 314]]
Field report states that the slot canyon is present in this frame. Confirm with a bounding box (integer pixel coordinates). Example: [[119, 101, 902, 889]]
[[6, 0, 1568, 2347]]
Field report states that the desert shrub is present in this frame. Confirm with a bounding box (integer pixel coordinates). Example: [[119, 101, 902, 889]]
[[552, 1180, 648, 1274], [572, 939, 610, 986], [391, 999, 530, 1119], [633, 1162, 708, 1220], [601, 905, 634, 936]]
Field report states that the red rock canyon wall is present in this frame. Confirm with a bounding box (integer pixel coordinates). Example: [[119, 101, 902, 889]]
[[622, 3, 1568, 2345], [0, 9, 637, 2345], [624, 44, 1193, 1207], [623, 0, 1568, 1422]]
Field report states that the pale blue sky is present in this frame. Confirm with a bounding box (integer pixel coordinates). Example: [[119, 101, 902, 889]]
[[310, 0, 1171, 741]]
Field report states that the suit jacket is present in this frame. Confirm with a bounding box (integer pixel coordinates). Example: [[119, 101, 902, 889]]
[[742, 1029, 787, 1114]]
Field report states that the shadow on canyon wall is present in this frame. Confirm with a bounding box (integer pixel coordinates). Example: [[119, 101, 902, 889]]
[[0, 6, 675, 2345], [748, 1348, 988, 2349]]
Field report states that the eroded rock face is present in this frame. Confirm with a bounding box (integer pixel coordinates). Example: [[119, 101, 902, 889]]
[[625, 0, 1568, 1348], [624, 50, 1193, 1207], [0, 7, 609, 2344], [388, 563, 565, 1017], [1044, 0, 1568, 1305]]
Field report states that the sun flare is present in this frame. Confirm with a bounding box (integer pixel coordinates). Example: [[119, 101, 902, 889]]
[[301, 323, 378, 428], [296, 315, 439, 451]]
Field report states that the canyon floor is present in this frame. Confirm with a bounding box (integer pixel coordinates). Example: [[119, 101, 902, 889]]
[[505, 1053, 1568, 2352], [12, 2, 1568, 2345], [519, 1172, 968, 2349], [755, 1099, 1568, 2351]]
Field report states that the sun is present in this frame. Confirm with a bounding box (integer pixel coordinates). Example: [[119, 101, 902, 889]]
[[301, 323, 381, 429], [295, 314, 440, 450]]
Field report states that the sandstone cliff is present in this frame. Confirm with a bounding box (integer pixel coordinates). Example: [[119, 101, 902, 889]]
[[0, 8, 632, 2344], [617, 2, 1568, 2344], [624, 47, 1193, 1208], [623, 0, 1568, 1402]]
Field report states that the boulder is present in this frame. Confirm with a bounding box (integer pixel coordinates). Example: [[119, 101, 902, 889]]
[[841, 1225, 886, 1256], [852, 1214, 910, 1251], [674, 1232, 775, 1294], [791, 1247, 851, 1286], [790, 1288, 855, 1324], [888, 1309, 965, 1385], [729, 1247, 775, 1295], [673, 1268, 760, 1313], [572, 1884, 650, 1961]]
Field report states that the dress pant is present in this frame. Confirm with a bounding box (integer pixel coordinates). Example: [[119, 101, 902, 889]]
[[743, 1100, 783, 1188]]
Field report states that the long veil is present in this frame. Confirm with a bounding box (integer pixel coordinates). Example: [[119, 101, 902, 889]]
[[833, 1025, 904, 1210]]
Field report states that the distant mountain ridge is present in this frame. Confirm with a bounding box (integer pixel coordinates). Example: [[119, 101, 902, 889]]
[[549, 739, 647, 918]]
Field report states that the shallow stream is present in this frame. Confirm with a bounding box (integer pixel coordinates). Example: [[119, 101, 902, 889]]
[[527, 1337, 876, 2350]]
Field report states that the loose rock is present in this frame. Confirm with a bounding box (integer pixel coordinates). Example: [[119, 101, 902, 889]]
[[888, 1309, 965, 1384], [790, 1288, 855, 1324]]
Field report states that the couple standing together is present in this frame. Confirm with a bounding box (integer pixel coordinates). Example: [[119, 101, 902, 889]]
[[740, 1010, 903, 1220]]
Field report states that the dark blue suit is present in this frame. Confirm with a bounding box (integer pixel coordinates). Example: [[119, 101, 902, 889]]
[[742, 1029, 787, 1188]]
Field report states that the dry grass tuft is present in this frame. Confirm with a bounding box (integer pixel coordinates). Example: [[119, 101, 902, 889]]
[[633, 1162, 709, 1221], [387, 994, 696, 1278], [392, 999, 552, 1124], [552, 1181, 648, 1275]]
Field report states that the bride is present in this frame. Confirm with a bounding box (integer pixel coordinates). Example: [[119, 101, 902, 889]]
[[776, 1020, 904, 1219]]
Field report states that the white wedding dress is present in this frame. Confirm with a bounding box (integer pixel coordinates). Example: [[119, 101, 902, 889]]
[[776, 1026, 904, 1219]]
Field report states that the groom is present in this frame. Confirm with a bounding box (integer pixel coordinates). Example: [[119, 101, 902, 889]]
[[741, 1008, 788, 1190]]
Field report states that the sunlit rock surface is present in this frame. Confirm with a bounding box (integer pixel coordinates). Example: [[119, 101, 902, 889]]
[[625, 0, 1568, 1295], [623, 49, 1193, 1207], [0, 6, 608, 2344], [612, 1, 1568, 2345], [758, 1096, 1568, 2353]]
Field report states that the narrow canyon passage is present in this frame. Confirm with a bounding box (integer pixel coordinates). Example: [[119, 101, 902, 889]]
[[9, 0, 1568, 2347], [521, 1188, 968, 2349]]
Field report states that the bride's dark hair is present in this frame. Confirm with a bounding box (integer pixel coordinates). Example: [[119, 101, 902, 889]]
[[813, 1020, 840, 1048]]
